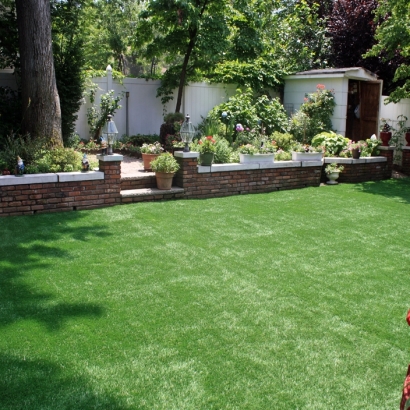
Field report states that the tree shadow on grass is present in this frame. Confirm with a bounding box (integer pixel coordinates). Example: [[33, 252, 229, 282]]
[[0, 212, 111, 330], [352, 178, 410, 204], [0, 353, 129, 410]]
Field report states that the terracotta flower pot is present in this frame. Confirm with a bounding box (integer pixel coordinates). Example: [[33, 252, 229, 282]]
[[142, 153, 160, 171], [155, 172, 174, 190]]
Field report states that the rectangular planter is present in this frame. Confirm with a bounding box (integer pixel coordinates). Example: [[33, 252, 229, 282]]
[[239, 153, 274, 164], [292, 152, 323, 161]]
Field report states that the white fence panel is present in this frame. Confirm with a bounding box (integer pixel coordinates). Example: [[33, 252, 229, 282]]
[[380, 97, 410, 131], [74, 75, 237, 139]]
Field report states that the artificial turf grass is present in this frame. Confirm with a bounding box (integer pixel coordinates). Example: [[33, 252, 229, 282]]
[[1, 179, 410, 409]]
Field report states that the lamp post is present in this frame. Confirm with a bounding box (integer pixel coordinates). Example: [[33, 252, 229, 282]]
[[180, 114, 195, 152], [102, 115, 118, 155]]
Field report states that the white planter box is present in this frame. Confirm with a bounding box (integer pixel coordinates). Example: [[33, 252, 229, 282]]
[[239, 153, 274, 164], [291, 151, 323, 161]]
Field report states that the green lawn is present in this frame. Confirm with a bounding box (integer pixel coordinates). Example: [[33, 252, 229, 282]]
[[1, 179, 410, 409]]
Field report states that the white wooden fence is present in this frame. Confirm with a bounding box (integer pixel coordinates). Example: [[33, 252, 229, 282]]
[[74, 66, 237, 139]]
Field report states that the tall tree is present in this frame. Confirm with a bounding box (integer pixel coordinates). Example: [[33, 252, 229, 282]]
[[135, 0, 230, 112], [365, 0, 410, 101], [15, 0, 63, 146], [327, 0, 405, 95], [51, 0, 87, 143]]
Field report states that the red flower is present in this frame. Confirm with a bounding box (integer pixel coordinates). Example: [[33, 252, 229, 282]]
[[406, 309, 410, 326], [317, 84, 325, 90], [206, 136, 213, 140]]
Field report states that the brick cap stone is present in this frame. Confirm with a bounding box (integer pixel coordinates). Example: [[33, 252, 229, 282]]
[[57, 171, 105, 182], [0, 173, 58, 186], [97, 154, 124, 161], [174, 151, 200, 159]]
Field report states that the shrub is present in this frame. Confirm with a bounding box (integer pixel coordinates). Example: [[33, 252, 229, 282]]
[[289, 84, 336, 144], [271, 132, 295, 151], [126, 134, 160, 146], [214, 137, 233, 164], [311, 131, 348, 156], [150, 153, 180, 173], [32, 148, 83, 173], [0, 133, 50, 171]]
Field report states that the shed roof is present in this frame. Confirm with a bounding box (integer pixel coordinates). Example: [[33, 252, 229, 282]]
[[285, 67, 379, 81]]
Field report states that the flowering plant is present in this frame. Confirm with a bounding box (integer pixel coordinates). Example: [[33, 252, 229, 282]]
[[348, 140, 367, 151], [293, 142, 323, 153], [239, 144, 259, 155], [325, 163, 344, 174], [259, 140, 276, 154], [198, 136, 217, 153], [140, 142, 164, 154]]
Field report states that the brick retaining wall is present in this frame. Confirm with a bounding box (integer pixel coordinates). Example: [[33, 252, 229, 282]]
[[0, 154, 123, 217]]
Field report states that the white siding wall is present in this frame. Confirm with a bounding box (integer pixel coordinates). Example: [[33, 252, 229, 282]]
[[283, 76, 348, 135]]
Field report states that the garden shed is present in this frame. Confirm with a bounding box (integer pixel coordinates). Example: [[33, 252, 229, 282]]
[[284, 67, 383, 141]]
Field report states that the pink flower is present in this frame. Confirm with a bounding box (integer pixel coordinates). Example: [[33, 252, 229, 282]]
[[317, 84, 325, 90], [406, 309, 410, 326]]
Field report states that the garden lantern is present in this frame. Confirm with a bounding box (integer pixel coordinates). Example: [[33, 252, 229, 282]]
[[180, 114, 195, 152], [102, 115, 118, 155]]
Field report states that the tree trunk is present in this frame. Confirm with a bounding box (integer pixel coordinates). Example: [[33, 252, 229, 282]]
[[15, 0, 63, 147], [175, 32, 196, 113]]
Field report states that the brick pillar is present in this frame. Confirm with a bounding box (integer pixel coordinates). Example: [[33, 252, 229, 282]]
[[378, 147, 394, 179], [174, 152, 199, 189], [402, 147, 410, 176], [97, 153, 123, 205]]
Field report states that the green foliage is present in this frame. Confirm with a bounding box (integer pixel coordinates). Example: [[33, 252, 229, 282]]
[[31, 148, 83, 174], [275, 149, 292, 161], [365, 0, 410, 101], [208, 88, 288, 142], [125, 134, 160, 146], [150, 152, 180, 173], [213, 137, 233, 164], [0, 133, 50, 171], [271, 132, 295, 151], [325, 162, 344, 174], [51, 0, 86, 144], [290, 85, 336, 144], [86, 89, 123, 139], [164, 112, 185, 124], [312, 131, 349, 157]]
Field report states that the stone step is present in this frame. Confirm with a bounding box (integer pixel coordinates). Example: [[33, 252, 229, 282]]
[[120, 174, 156, 190], [120, 186, 185, 204]]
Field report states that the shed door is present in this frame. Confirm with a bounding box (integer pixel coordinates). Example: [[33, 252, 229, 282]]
[[360, 82, 381, 138]]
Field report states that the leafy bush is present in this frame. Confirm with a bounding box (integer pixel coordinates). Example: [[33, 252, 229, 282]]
[[275, 149, 292, 161], [163, 112, 185, 124], [31, 148, 83, 173], [150, 153, 180, 173], [289, 84, 336, 144], [0, 133, 50, 171], [125, 134, 160, 146], [209, 89, 290, 141], [214, 137, 233, 164], [311, 131, 348, 156], [271, 132, 295, 151]]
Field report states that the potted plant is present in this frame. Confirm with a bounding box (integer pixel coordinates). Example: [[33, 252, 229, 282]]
[[379, 119, 392, 146], [406, 127, 410, 147], [150, 153, 180, 190], [348, 140, 366, 159], [291, 143, 323, 161], [325, 163, 344, 185], [238, 142, 275, 164], [140, 142, 164, 171], [198, 136, 217, 166]]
